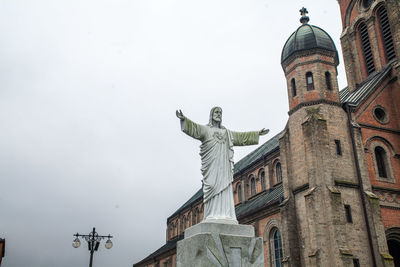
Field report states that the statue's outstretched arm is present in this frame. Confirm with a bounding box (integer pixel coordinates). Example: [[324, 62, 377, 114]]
[[259, 128, 269, 136], [176, 110, 205, 140], [176, 110, 185, 120]]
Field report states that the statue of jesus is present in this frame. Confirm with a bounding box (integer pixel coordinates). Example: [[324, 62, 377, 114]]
[[176, 107, 269, 224]]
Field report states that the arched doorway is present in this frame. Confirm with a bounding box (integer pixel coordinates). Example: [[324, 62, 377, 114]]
[[387, 228, 400, 267]]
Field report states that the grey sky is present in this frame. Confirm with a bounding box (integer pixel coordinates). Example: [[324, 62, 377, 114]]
[[0, 1, 346, 266]]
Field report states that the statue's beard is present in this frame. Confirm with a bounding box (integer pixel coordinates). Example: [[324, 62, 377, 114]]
[[212, 119, 222, 128]]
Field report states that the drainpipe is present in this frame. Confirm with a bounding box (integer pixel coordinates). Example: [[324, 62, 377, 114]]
[[344, 103, 378, 267]]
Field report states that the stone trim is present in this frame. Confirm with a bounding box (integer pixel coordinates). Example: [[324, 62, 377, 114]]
[[308, 248, 320, 258], [288, 99, 342, 116], [293, 183, 309, 195], [335, 179, 360, 189], [304, 187, 317, 197], [339, 248, 353, 256], [327, 186, 341, 194], [373, 187, 400, 208], [285, 59, 337, 76]]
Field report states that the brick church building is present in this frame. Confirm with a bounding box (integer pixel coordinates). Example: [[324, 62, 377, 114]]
[[134, 0, 400, 266]]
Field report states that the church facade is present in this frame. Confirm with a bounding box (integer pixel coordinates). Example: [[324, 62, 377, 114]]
[[134, 0, 400, 266]]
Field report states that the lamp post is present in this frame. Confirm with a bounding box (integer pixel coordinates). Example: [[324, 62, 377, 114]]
[[72, 227, 113, 267]]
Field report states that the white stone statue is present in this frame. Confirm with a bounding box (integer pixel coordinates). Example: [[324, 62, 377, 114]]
[[176, 107, 268, 224]]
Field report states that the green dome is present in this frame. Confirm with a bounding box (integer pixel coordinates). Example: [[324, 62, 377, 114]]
[[281, 24, 338, 64]]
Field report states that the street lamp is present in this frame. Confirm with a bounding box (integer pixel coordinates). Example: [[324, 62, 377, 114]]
[[72, 227, 113, 267]]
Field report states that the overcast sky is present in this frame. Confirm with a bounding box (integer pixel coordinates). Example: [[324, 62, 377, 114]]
[[0, 1, 347, 266]]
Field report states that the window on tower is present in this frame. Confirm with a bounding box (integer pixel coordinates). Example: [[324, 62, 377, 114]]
[[377, 5, 396, 62], [344, 205, 353, 223], [358, 22, 375, 75], [335, 140, 342, 156], [375, 146, 388, 178], [325, 72, 332, 90], [291, 78, 297, 97], [306, 72, 314, 91]]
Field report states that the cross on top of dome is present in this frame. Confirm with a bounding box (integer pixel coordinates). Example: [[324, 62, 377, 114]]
[[300, 7, 310, 24]]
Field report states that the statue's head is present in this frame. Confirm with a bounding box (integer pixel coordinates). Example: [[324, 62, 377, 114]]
[[209, 107, 222, 127]]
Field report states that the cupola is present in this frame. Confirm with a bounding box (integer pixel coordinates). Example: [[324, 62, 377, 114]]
[[281, 8, 341, 114]]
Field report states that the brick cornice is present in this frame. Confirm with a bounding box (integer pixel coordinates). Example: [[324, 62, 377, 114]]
[[282, 48, 338, 71], [372, 186, 400, 194], [285, 59, 338, 76], [288, 99, 342, 116], [358, 123, 400, 135], [292, 183, 310, 195]]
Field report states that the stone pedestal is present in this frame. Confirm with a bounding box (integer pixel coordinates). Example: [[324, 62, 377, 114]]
[[177, 222, 264, 267]]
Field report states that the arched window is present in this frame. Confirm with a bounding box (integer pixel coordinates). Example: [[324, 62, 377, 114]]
[[169, 225, 173, 239], [180, 219, 184, 233], [358, 22, 375, 75], [276, 162, 282, 183], [250, 177, 256, 196], [377, 5, 396, 61], [291, 78, 297, 97], [237, 183, 243, 202], [325, 71, 332, 90], [306, 72, 314, 91], [173, 222, 177, 236], [193, 210, 197, 225], [260, 170, 266, 190], [386, 228, 400, 266], [197, 208, 201, 223], [375, 146, 388, 178], [270, 228, 283, 267], [183, 216, 187, 230]]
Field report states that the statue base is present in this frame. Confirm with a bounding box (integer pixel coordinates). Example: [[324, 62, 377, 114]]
[[177, 222, 264, 267]]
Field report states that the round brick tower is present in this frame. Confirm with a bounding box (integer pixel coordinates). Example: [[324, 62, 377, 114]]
[[281, 8, 341, 115], [277, 8, 394, 267]]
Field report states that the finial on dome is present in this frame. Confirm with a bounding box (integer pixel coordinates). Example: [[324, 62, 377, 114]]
[[299, 7, 310, 24]]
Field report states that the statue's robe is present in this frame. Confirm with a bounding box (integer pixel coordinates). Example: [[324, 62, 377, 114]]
[[181, 118, 259, 223]]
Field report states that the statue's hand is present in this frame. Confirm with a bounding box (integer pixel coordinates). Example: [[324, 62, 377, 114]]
[[176, 110, 185, 120], [259, 128, 269, 136]]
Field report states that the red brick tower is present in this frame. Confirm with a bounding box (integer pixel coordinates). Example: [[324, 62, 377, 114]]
[[281, 8, 341, 114], [278, 8, 393, 267], [338, 0, 400, 266], [338, 0, 400, 91]]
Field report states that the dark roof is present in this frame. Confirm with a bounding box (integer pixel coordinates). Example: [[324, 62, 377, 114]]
[[234, 132, 281, 175], [236, 184, 284, 219], [281, 23, 338, 64], [167, 188, 203, 221], [137, 186, 283, 265], [133, 236, 183, 267], [340, 64, 392, 107]]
